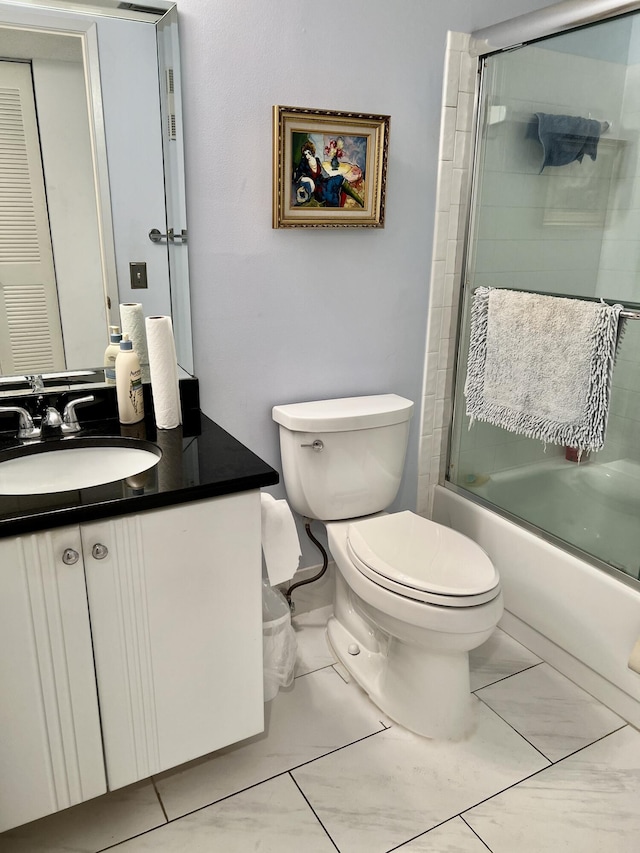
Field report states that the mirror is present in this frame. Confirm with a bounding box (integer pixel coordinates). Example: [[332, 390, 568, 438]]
[[0, 0, 192, 382]]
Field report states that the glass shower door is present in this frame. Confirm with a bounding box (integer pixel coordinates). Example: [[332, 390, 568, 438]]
[[448, 14, 640, 581]]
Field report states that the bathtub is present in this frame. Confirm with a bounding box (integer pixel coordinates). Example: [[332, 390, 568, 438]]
[[468, 458, 640, 577], [432, 477, 640, 728]]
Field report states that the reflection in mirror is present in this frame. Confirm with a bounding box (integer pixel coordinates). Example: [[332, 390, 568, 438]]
[[0, 0, 192, 382]]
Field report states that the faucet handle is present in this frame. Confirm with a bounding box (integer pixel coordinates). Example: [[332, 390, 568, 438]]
[[0, 405, 40, 440], [62, 395, 95, 433]]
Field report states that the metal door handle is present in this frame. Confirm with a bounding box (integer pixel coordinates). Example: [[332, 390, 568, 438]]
[[149, 228, 188, 244]]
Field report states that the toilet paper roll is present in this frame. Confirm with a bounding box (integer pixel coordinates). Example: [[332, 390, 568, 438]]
[[145, 315, 182, 429], [120, 303, 149, 366], [260, 493, 301, 586]]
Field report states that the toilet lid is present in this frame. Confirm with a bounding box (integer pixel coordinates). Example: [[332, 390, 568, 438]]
[[346, 511, 500, 606]]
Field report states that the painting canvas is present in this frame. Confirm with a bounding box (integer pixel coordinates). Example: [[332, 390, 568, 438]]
[[273, 106, 389, 228]]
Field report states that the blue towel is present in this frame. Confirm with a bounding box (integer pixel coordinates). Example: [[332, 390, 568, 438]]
[[532, 113, 606, 172]]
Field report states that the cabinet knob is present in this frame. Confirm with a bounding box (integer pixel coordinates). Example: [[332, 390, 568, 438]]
[[62, 548, 80, 565], [92, 543, 109, 560]]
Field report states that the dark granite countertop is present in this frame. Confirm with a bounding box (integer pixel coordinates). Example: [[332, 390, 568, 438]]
[[0, 411, 279, 538]]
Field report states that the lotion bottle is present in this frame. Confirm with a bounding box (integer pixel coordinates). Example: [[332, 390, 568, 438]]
[[115, 333, 144, 424], [103, 325, 122, 385]]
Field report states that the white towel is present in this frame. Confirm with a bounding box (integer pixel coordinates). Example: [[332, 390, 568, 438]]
[[260, 493, 301, 585], [464, 287, 622, 452]]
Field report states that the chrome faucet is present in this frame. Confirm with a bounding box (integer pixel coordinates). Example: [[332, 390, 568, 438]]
[[0, 405, 40, 440], [0, 395, 96, 440]]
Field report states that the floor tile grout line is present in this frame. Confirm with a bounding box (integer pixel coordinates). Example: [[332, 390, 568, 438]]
[[151, 777, 169, 823], [475, 692, 629, 765], [383, 812, 495, 852], [289, 771, 341, 852], [455, 723, 632, 822], [90, 722, 636, 853], [543, 721, 629, 763], [96, 819, 169, 853], [294, 662, 335, 679], [471, 659, 544, 692], [148, 727, 389, 828], [474, 694, 553, 763], [460, 814, 495, 851]]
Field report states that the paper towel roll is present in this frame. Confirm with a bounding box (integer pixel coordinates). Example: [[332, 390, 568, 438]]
[[120, 303, 149, 366], [156, 425, 184, 491], [145, 315, 182, 429], [260, 493, 301, 586]]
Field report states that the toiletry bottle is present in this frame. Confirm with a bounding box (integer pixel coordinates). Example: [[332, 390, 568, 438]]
[[115, 333, 145, 424], [103, 325, 122, 385]]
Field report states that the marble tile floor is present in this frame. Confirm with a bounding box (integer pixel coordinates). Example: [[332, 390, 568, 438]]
[[2, 604, 639, 852]]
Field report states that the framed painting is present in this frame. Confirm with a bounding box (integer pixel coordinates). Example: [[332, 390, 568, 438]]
[[273, 105, 390, 228]]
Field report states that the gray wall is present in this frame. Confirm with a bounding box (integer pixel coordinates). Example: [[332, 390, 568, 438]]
[[178, 0, 552, 566]]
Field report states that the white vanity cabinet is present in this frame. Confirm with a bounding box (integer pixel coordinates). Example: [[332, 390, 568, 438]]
[[0, 490, 264, 832]]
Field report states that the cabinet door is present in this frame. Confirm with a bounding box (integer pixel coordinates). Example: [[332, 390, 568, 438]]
[[0, 527, 106, 832], [83, 491, 264, 790]]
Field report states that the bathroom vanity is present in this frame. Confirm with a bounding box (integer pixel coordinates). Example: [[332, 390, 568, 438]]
[[0, 398, 278, 832]]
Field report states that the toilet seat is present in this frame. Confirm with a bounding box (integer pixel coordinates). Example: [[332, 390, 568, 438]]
[[346, 511, 500, 607]]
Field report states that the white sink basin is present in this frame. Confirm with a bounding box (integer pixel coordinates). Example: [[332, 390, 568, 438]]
[[0, 439, 162, 494]]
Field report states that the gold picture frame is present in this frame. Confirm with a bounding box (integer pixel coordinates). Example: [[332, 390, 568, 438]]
[[273, 105, 390, 228]]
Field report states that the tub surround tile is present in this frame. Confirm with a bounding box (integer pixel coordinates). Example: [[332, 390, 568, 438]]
[[291, 700, 549, 853], [396, 816, 491, 852], [418, 30, 474, 517], [464, 726, 640, 853], [110, 775, 336, 853], [292, 604, 335, 676], [0, 781, 165, 853], [470, 627, 542, 691], [153, 667, 386, 821], [440, 107, 458, 160], [476, 662, 625, 762]]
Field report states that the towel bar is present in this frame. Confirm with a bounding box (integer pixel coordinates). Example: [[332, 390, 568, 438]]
[[620, 308, 640, 320]]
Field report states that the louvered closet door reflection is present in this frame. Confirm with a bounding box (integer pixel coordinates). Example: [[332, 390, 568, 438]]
[[0, 60, 64, 373]]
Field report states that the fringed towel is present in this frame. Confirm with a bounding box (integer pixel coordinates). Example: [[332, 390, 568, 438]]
[[464, 288, 622, 452]]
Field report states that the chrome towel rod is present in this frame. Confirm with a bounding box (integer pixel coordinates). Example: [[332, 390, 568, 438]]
[[620, 308, 640, 320]]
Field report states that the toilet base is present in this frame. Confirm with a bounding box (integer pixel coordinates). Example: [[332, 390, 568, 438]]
[[327, 615, 477, 740]]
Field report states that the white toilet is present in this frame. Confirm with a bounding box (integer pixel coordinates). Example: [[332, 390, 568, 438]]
[[272, 394, 503, 740]]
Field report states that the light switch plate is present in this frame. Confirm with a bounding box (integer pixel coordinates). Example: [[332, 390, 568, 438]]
[[130, 262, 148, 289]]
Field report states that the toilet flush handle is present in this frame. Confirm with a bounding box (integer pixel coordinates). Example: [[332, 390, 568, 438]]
[[300, 439, 324, 452]]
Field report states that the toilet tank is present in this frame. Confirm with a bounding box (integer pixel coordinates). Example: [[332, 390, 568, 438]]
[[272, 394, 414, 521]]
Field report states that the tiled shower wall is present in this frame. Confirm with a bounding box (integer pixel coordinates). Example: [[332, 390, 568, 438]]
[[417, 31, 474, 517]]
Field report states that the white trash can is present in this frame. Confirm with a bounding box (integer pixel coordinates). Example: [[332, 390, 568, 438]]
[[262, 578, 297, 702]]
